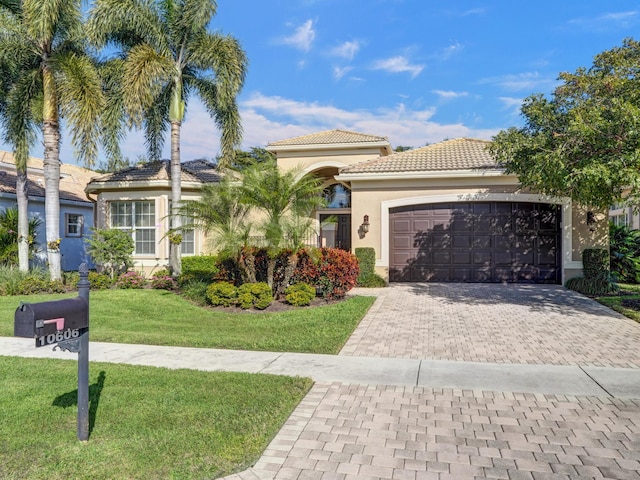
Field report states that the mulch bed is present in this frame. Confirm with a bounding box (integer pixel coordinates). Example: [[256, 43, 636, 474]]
[[620, 298, 640, 310]]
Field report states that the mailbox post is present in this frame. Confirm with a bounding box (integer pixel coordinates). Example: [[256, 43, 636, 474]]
[[14, 263, 90, 441]]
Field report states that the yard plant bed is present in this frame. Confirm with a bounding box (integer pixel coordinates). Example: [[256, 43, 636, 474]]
[[0, 290, 375, 354], [0, 356, 312, 480]]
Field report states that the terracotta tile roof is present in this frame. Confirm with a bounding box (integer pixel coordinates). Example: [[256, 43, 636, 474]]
[[89, 159, 220, 184], [268, 129, 389, 147], [0, 151, 95, 203], [339, 138, 499, 174]]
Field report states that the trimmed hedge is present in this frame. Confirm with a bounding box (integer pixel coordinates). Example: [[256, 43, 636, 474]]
[[237, 282, 273, 310], [284, 283, 316, 306], [565, 248, 618, 296], [181, 255, 219, 283]]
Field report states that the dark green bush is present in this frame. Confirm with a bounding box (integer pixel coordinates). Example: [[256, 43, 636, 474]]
[[206, 281, 238, 307], [357, 272, 387, 288], [284, 282, 316, 306], [565, 247, 618, 296], [180, 279, 209, 305], [237, 282, 273, 310], [355, 247, 375, 279], [88, 271, 114, 290], [609, 223, 640, 283], [181, 256, 220, 283]]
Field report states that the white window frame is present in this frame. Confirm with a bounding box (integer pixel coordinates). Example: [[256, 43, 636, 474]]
[[110, 201, 156, 255], [65, 213, 83, 237]]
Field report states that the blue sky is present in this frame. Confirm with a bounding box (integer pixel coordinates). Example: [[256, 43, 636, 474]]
[[7, 0, 640, 166]]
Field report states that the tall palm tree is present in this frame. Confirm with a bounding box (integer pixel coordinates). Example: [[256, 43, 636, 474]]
[[88, 0, 248, 276], [0, 0, 107, 279]]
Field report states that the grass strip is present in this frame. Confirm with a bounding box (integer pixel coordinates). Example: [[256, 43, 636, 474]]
[[0, 356, 312, 480], [0, 290, 375, 354]]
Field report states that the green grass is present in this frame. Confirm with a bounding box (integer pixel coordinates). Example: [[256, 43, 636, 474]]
[[0, 290, 375, 354], [0, 356, 312, 480], [596, 283, 640, 323]]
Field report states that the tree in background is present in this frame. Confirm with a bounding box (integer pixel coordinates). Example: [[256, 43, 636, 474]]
[[0, 0, 111, 279], [490, 38, 640, 215], [85, 228, 134, 279], [88, 0, 248, 277], [0, 207, 41, 267]]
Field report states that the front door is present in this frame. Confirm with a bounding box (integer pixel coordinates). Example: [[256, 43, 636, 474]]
[[320, 214, 351, 251]]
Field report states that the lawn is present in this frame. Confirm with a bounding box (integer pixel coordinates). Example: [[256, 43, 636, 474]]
[[0, 356, 312, 480], [596, 283, 640, 323], [0, 289, 375, 354]]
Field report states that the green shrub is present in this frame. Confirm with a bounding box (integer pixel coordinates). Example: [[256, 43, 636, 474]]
[[85, 228, 134, 278], [565, 248, 618, 296], [88, 271, 114, 290], [181, 256, 220, 283], [609, 223, 640, 283], [180, 279, 209, 306], [355, 247, 375, 278], [0, 267, 46, 295], [206, 281, 238, 307], [16, 276, 66, 295], [357, 272, 387, 288], [284, 283, 316, 306], [150, 268, 178, 290], [237, 282, 273, 310], [63, 270, 80, 287], [115, 271, 147, 289]]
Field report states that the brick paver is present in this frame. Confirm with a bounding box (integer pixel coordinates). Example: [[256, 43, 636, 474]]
[[252, 384, 640, 480], [222, 284, 640, 479], [341, 284, 640, 367]]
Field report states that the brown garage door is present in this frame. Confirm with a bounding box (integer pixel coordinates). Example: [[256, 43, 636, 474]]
[[389, 202, 561, 283]]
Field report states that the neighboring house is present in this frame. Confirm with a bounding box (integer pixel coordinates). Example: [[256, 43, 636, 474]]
[[269, 130, 605, 284], [85, 159, 219, 275], [0, 151, 95, 271], [609, 203, 639, 228]]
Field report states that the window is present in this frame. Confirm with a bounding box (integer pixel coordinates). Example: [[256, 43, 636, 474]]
[[65, 214, 83, 237], [181, 228, 195, 255], [323, 184, 351, 209], [110, 201, 156, 255]]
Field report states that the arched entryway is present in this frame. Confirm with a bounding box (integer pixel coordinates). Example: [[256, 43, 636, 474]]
[[319, 183, 351, 251]]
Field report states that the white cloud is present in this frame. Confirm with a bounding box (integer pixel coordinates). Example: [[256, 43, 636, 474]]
[[372, 56, 424, 78], [432, 90, 469, 101], [239, 92, 498, 149], [330, 40, 361, 60], [568, 11, 638, 31], [461, 8, 486, 16], [333, 66, 353, 80], [480, 72, 556, 92], [438, 42, 463, 60], [281, 19, 316, 52], [499, 97, 523, 110]]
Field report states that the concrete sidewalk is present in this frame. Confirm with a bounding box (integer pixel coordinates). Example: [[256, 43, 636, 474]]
[[2, 337, 640, 399]]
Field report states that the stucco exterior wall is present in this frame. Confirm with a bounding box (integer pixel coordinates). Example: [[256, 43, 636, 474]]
[[346, 177, 600, 284], [276, 147, 389, 174]]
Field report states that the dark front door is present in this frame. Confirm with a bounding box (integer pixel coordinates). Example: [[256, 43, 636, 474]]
[[336, 214, 351, 251], [389, 202, 561, 283], [320, 214, 351, 251]]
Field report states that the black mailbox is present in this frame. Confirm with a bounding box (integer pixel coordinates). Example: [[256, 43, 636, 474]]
[[14, 297, 88, 339]]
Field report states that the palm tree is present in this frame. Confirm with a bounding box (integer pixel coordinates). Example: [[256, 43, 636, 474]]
[[0, 206, 42, 267], [240, 162, 325, 293], [0, 0, 108, 279], [88, 0, 248, 276]]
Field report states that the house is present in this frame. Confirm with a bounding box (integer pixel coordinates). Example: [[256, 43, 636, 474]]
[[0, 151, 96, 271], [84, 159, 219, 275], [269, 130, 605, 284], [86, 129, 605, 283]]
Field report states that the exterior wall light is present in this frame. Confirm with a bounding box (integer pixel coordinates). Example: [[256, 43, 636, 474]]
[[587, 211, 596, 232], [361, 215, 370, 234]]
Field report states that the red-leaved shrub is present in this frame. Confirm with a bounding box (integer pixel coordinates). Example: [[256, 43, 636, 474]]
[[294, 248, 359, 299]]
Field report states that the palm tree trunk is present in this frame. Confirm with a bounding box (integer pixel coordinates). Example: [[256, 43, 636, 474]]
[[42, 65, 61, 280], [16, 169, 29, 271], [169, 120, 182, 276]]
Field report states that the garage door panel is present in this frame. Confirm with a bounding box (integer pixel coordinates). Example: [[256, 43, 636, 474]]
[[390, 202, 561, 284]]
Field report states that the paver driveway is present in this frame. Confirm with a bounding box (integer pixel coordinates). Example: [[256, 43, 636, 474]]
[[241, 284, 640, 480], [341, 283, 640, 368]]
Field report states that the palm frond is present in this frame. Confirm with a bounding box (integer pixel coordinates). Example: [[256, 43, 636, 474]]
[[54, 52, 105, 167], [144, 86, 171, 160]]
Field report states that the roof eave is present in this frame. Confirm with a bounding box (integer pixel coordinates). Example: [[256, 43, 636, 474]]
[[85, 179, 206, 194], [335, 168, 509, 181], [268, 140, 392, 153]]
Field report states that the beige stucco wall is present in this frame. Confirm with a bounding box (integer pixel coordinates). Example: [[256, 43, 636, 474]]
[[92, 188, 205, 276], [275, 146, 389, 174], [346, 176, 603, 284]]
